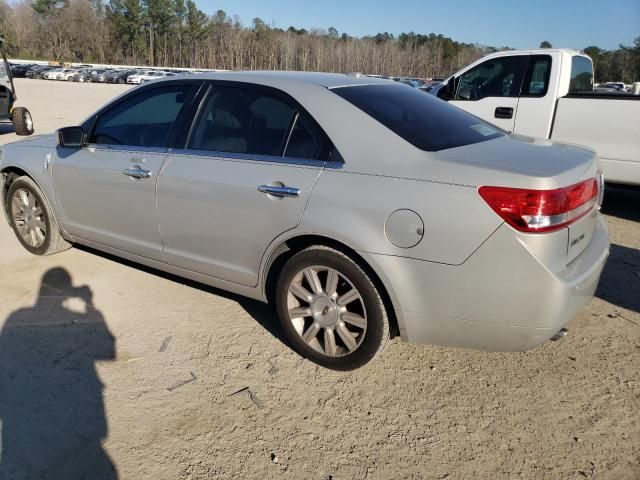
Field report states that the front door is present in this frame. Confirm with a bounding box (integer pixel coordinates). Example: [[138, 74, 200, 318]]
[[53, 83, 197, 260], [450, 54, 528, 132], [157, 84, 331, 287]]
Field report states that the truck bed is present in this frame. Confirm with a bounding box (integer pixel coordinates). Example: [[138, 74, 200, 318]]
[[551, 94, 640, 186]]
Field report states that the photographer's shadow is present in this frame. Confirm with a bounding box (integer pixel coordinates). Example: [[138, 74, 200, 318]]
[[0, 268, 117, 479]]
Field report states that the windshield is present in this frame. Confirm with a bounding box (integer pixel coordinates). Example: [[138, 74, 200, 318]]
[[332, 84, 504, 152]]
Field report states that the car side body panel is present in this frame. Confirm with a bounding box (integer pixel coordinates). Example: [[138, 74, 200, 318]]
[[157, 150, 323, 287]]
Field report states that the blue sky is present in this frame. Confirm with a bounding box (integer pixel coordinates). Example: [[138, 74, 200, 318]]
[[198, 0, 639, 50]]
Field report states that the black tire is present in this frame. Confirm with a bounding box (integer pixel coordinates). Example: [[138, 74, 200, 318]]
[[117, 78, 125, 84], [12, 107, 34, 136], [6, 176, 71, 256], [275, 245, 390, 370]]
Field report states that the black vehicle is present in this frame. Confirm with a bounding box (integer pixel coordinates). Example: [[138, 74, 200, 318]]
[[107, 70, 135, 84], [68, 68, 92, 82], [9, 63, 35, 78], [0, 38, 34, 135], [87, 69, 108, 82], [25, 65, 55, 79]]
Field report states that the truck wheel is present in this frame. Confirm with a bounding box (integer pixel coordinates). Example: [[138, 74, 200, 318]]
[[275, 245, 390, 370], [7, 176, 71, 255], [12, 107, 34, 136]]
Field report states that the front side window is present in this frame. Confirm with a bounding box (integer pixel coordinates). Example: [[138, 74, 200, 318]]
[[334, 84, 504, 152], [189, 86, 326, 160], [90, 85, 194, 147], [522, 55, 551, 96], [569, 56, 594, 93], [455, 56, 524, 100]]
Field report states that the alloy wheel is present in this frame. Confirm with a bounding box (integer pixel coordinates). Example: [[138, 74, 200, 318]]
[[286, 265, 367, 357], [11, 188, 46, 248]]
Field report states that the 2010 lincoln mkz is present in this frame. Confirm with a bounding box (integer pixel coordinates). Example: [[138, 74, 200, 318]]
[[0, 72, 610, 370]]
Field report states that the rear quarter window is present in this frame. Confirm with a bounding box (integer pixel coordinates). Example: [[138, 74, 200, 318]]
[[569, 56, 594, 93], [333, 84, 504, 152]]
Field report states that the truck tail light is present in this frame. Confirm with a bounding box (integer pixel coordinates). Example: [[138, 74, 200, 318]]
[[478, 178, 599, 233]]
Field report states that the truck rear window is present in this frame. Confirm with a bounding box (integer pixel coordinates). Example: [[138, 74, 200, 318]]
[[332, 84, 504, 152], [569, 57, 594, 93]]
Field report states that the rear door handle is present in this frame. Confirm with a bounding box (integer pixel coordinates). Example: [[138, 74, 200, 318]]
[[258, 185, 300, 198], [123, 167, 152, 179], [494, 107, 514, 119]]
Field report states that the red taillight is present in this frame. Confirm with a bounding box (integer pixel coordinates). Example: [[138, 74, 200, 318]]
[[478, 178, 599, 233]]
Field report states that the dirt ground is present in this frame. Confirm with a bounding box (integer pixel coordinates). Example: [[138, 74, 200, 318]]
[[0, 79, 638, 480]]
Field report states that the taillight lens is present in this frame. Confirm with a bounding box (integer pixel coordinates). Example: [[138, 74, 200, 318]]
[[479, 178, 599, 233]]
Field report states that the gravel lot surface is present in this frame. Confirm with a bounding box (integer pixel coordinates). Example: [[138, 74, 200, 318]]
[[0, 79, 638, 480]]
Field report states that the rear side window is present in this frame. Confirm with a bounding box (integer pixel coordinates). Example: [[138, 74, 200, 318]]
[[90, 85, 194, 147], [522, 55, 551, 96], [188, 85, 332, 160], [284, 114, 321, 159], [189, 87, 294, 156], [569, 57, 594, 93], [333, 84, 504, 152]]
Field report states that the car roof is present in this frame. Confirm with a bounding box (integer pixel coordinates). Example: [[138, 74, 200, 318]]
[[178, 70, 393, 89]]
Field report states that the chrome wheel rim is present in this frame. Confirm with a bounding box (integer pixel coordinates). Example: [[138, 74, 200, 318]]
[[25, 111, 33, 132], [287, 266, 367, 357], [11, 188, 46, 248]]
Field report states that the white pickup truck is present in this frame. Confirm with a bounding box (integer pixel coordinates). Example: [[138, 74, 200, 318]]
[[433, 49, 640, 186]]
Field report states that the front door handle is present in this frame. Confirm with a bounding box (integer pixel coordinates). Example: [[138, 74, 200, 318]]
[[258, 185, 300, 198], [494, 107, 514, 119], [123, 167, 152, 179]]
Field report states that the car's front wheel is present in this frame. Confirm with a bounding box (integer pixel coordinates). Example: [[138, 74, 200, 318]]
[[7, 177, 71, 255], [275, 246, 390, 370]]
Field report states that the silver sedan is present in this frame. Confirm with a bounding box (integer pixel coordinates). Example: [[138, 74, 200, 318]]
[[0, 72, 610, 369]]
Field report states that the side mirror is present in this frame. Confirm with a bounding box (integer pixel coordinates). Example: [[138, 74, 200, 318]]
[[437, 77, 457, 101], [57, 126, 84, 148]]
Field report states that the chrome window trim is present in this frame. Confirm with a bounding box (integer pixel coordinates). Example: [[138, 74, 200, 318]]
[[168, 148, 329, 169]]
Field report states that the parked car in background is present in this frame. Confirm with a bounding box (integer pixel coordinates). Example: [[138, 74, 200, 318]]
[[127, 70, 154, 84], [9, 63, 36, 78], [105, 69, 135, 84], [86, 69, 108, 82], [601, 82, 626, 92], [432, 49, 640, 186], [26, 65, 55, 79], [70, 68, 94, 82], [395, 77, 428, 88], [141, 71, 177, 82], [44, 68, 76, 80], [58, 69, 78, 81], [0, 72, 609, 370], [42, 68, 63, 80], [419, 80, 443, 93], [594, 84, 620, 93]]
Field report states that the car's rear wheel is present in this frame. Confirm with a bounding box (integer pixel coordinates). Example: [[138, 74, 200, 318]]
[[12, 107, 34, 136], [275, 246, 389, 370], [7, 177, 71, 255]]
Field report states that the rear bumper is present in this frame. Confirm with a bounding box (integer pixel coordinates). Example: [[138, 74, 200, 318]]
[[366, 215, 610, 351]]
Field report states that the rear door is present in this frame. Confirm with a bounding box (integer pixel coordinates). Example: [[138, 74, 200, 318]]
[[511, 54, 557, 138], [53, 82, 199, 260], [157, 83, 331, 287], [450, 54, 528, 132]]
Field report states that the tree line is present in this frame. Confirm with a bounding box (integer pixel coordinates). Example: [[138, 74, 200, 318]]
[[0, 0, 638, 82]]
